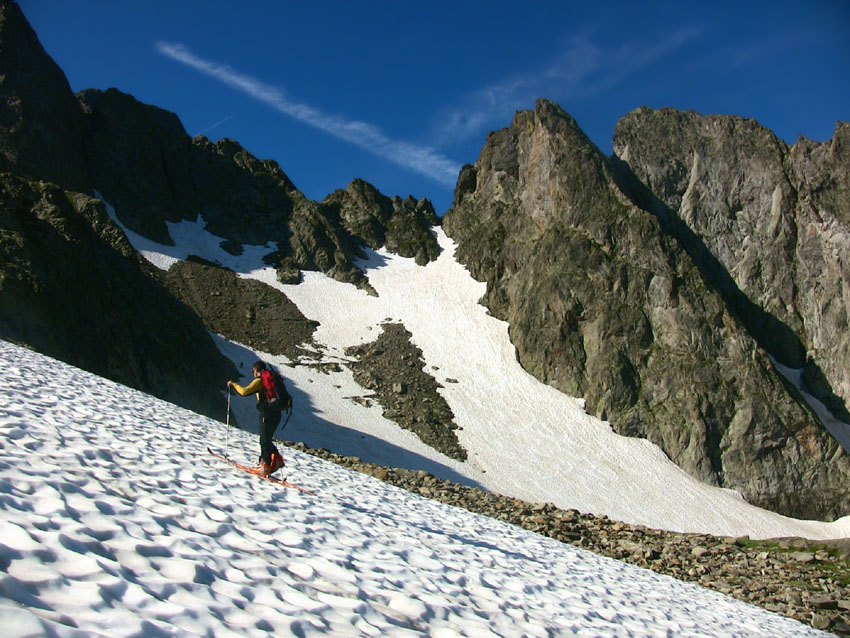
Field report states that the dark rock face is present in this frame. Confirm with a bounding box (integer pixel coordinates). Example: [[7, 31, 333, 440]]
[[443, 99, 850, 520], [80, 86, 302, 248], [0, 1, 89, 193], [322, 179, 441, 265], [345, 323, 465, 461], [0, 2, 239, 421], [613, 108, 850, 420], [78, 88, 368, 288], [0, 175, 236, 420], [159, 257, 318, 362], [77, 88, 202, 245]]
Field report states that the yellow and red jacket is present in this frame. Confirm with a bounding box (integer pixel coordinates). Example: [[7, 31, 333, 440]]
[[231, 377, 263, 403]]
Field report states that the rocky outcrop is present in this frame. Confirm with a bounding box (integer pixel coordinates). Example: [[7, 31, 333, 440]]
[[78, 89, 441, 292], [0, 175, 236, 419], [159, 257, 318, 362], [443, 99, 850, 520], [613, 108, 850, 420], [344, 323, 464, 461], [78, 88, 370, 288], [0, 2, 240, 421], [322, 179, 441, 265], [77, 87, 203, 245]]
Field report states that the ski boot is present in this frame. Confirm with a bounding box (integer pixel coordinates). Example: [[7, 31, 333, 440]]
[[249, 459, 269, 476], [268, 451, 285, 475]]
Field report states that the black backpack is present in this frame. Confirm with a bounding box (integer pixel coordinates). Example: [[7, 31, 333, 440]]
[[259, 368, 292, 413]]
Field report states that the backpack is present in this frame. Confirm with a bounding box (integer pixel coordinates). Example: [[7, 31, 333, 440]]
[[259, 368, 292, 413]]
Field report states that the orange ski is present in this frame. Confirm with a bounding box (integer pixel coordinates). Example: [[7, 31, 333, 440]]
[[208, 447, 314, 495]]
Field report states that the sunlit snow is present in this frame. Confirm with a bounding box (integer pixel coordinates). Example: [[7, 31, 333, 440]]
[[0, 341, 832, 637], [100, 204, 850, 540]]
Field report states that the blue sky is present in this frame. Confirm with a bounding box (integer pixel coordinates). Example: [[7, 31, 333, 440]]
[[21, 1, 850, 214]]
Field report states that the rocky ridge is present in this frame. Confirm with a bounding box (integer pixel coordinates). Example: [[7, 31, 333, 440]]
[[443, 99, 850, 521], [0, 1, 89, 193], [286, 440, 850, 636], [79, 87, 441, 294], [322, 178, 441, 267]]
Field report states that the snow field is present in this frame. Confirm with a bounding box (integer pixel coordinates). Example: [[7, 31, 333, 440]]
[[0, 341, 830, 637], [102, 207, 850, 539]]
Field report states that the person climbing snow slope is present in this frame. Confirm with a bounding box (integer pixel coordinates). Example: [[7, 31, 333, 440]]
[[227, 361, 291, 476]]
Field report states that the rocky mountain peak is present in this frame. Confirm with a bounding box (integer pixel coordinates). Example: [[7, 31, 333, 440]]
[[788, 120, 850, 227], [321, 178, 440, 266], [0, 1, 90, 193], [456, 99, 622, 242], [613, 107, 789, 215], [445, 99, 850, 520], [532, 97, 598, 148]]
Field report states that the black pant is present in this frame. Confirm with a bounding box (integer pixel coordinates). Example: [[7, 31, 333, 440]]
[[258, 410, 282, 464]]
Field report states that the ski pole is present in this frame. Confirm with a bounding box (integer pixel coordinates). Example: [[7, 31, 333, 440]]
[[225, 385, 232, 458]]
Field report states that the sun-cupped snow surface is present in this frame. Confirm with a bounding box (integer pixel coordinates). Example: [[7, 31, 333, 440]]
[[0, 342, 831, 637], [101, 207, 850, 540]]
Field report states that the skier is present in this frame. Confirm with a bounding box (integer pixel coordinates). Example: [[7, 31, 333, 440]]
[[227, 361, 290, 477]]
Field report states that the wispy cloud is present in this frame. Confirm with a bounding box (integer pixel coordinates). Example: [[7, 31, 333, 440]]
[[435, 28, 701, 147], [194, 114, 233, 137], [155, 42, 461, 187]]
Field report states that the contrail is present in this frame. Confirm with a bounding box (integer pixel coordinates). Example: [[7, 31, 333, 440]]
[[155, 41, 461, 187], [195, 115, 234, 137]]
